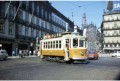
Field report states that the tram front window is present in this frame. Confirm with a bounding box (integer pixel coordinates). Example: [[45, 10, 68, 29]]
[[73, 38, 78, 47], [79, 40, 84, 47]]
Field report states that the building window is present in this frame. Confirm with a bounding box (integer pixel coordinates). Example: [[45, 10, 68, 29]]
[[25, 26, 28, 36], [34, 16, 36, 25], [49, 23, 51, 29], [18, 10, 23, 19], [26, 1, 29, 7], [9, 22, 14, 35], [9, 5, 14, 16], [49, 13, 51, 21], [45, 22, 47, 28], [0, 24, 4, 33], [39, 30, 41, 37], [114, 23, 118, 29], [25, 12, 29, 22], [31, 16, 34, 24], [41, 6, 44, 17], [45, 11, 47, 19], [32, 2, 34, 11], [0, 2, 5, 14], [18, 24, 22, 35], [34, 29, 36, 37], [37, 5, 39, 15], [36, 17, 39, 25], [41, 20, 44, 27], [31, 28, 34, 37], [36, 30, 39, 37]]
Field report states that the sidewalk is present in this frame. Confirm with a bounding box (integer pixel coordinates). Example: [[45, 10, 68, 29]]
[[8, 55, 37, 59]]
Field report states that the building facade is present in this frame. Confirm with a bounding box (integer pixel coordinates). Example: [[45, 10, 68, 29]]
[[86, 23, 97, 51], [101, 1, 120, 53], [0, 1, 74, 56], [96, 27, 102, 51]]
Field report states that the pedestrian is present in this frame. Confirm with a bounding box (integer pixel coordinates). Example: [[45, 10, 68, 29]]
[[33, 50, 36, 55], [19, 50, 22, 58], [12, 50, 15, 56], [29, 50, 31, 56], [64, 44, 69, 61]]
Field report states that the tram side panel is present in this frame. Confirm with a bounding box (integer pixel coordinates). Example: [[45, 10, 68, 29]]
[[69, 48, 87, 60], [41, 49, 65, 57], [40, 38, 66, 58]]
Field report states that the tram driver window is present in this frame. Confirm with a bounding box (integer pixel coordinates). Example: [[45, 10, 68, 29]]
[[73, 38, 78, 47]]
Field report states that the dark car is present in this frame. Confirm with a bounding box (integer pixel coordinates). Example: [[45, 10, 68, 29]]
[[87, 51, 99, 60]]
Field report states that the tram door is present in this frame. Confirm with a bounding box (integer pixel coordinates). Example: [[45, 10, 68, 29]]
[[66, 39, 71, 49]]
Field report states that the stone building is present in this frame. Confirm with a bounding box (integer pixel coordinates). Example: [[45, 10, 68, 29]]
[[86, 23, 97, 51]]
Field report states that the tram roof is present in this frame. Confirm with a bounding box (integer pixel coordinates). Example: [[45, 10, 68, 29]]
[[41, 34, 86, 42]]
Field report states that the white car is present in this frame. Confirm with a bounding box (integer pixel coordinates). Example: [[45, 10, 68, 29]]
[[112, 51, 120, 57], [0, 50, 8, 60]]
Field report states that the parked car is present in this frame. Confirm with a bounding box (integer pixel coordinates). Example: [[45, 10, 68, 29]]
[[0, 50, 8, 60], [111, 51, 120, 57], [87, 51, 99, 60]]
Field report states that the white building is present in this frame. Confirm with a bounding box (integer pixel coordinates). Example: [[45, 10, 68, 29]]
[[101, 1, 120, 53]]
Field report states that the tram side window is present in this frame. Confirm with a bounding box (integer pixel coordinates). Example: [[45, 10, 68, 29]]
[[53, 41, 55, 48], [48, 42, 50, 48], [79, 40, 84, 47], [51, 41, 52, 48], [73, 38, 78, 47], [44, 42, 45, 49], [59, 40, 61, 48], [46, 42, 47, 49], [56, 41, 58, 48]]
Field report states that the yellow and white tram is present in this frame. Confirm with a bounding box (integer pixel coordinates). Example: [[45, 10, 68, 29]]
[[38, 32, 88, 63]]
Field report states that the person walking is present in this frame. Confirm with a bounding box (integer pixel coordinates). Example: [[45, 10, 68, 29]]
[[12, 50, 15, 56], [29, 50, 31, 56], [19, 50, 22, 58], [64, 44, 69, 61]]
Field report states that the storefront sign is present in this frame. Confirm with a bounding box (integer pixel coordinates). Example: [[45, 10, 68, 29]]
[[113, 1, 120, 10]]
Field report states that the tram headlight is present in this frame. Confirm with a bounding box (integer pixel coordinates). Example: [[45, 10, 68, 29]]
[[80, 52, 84, 56]]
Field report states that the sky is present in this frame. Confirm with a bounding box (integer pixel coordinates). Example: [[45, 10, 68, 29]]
[[49, 1, 106, 28]]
